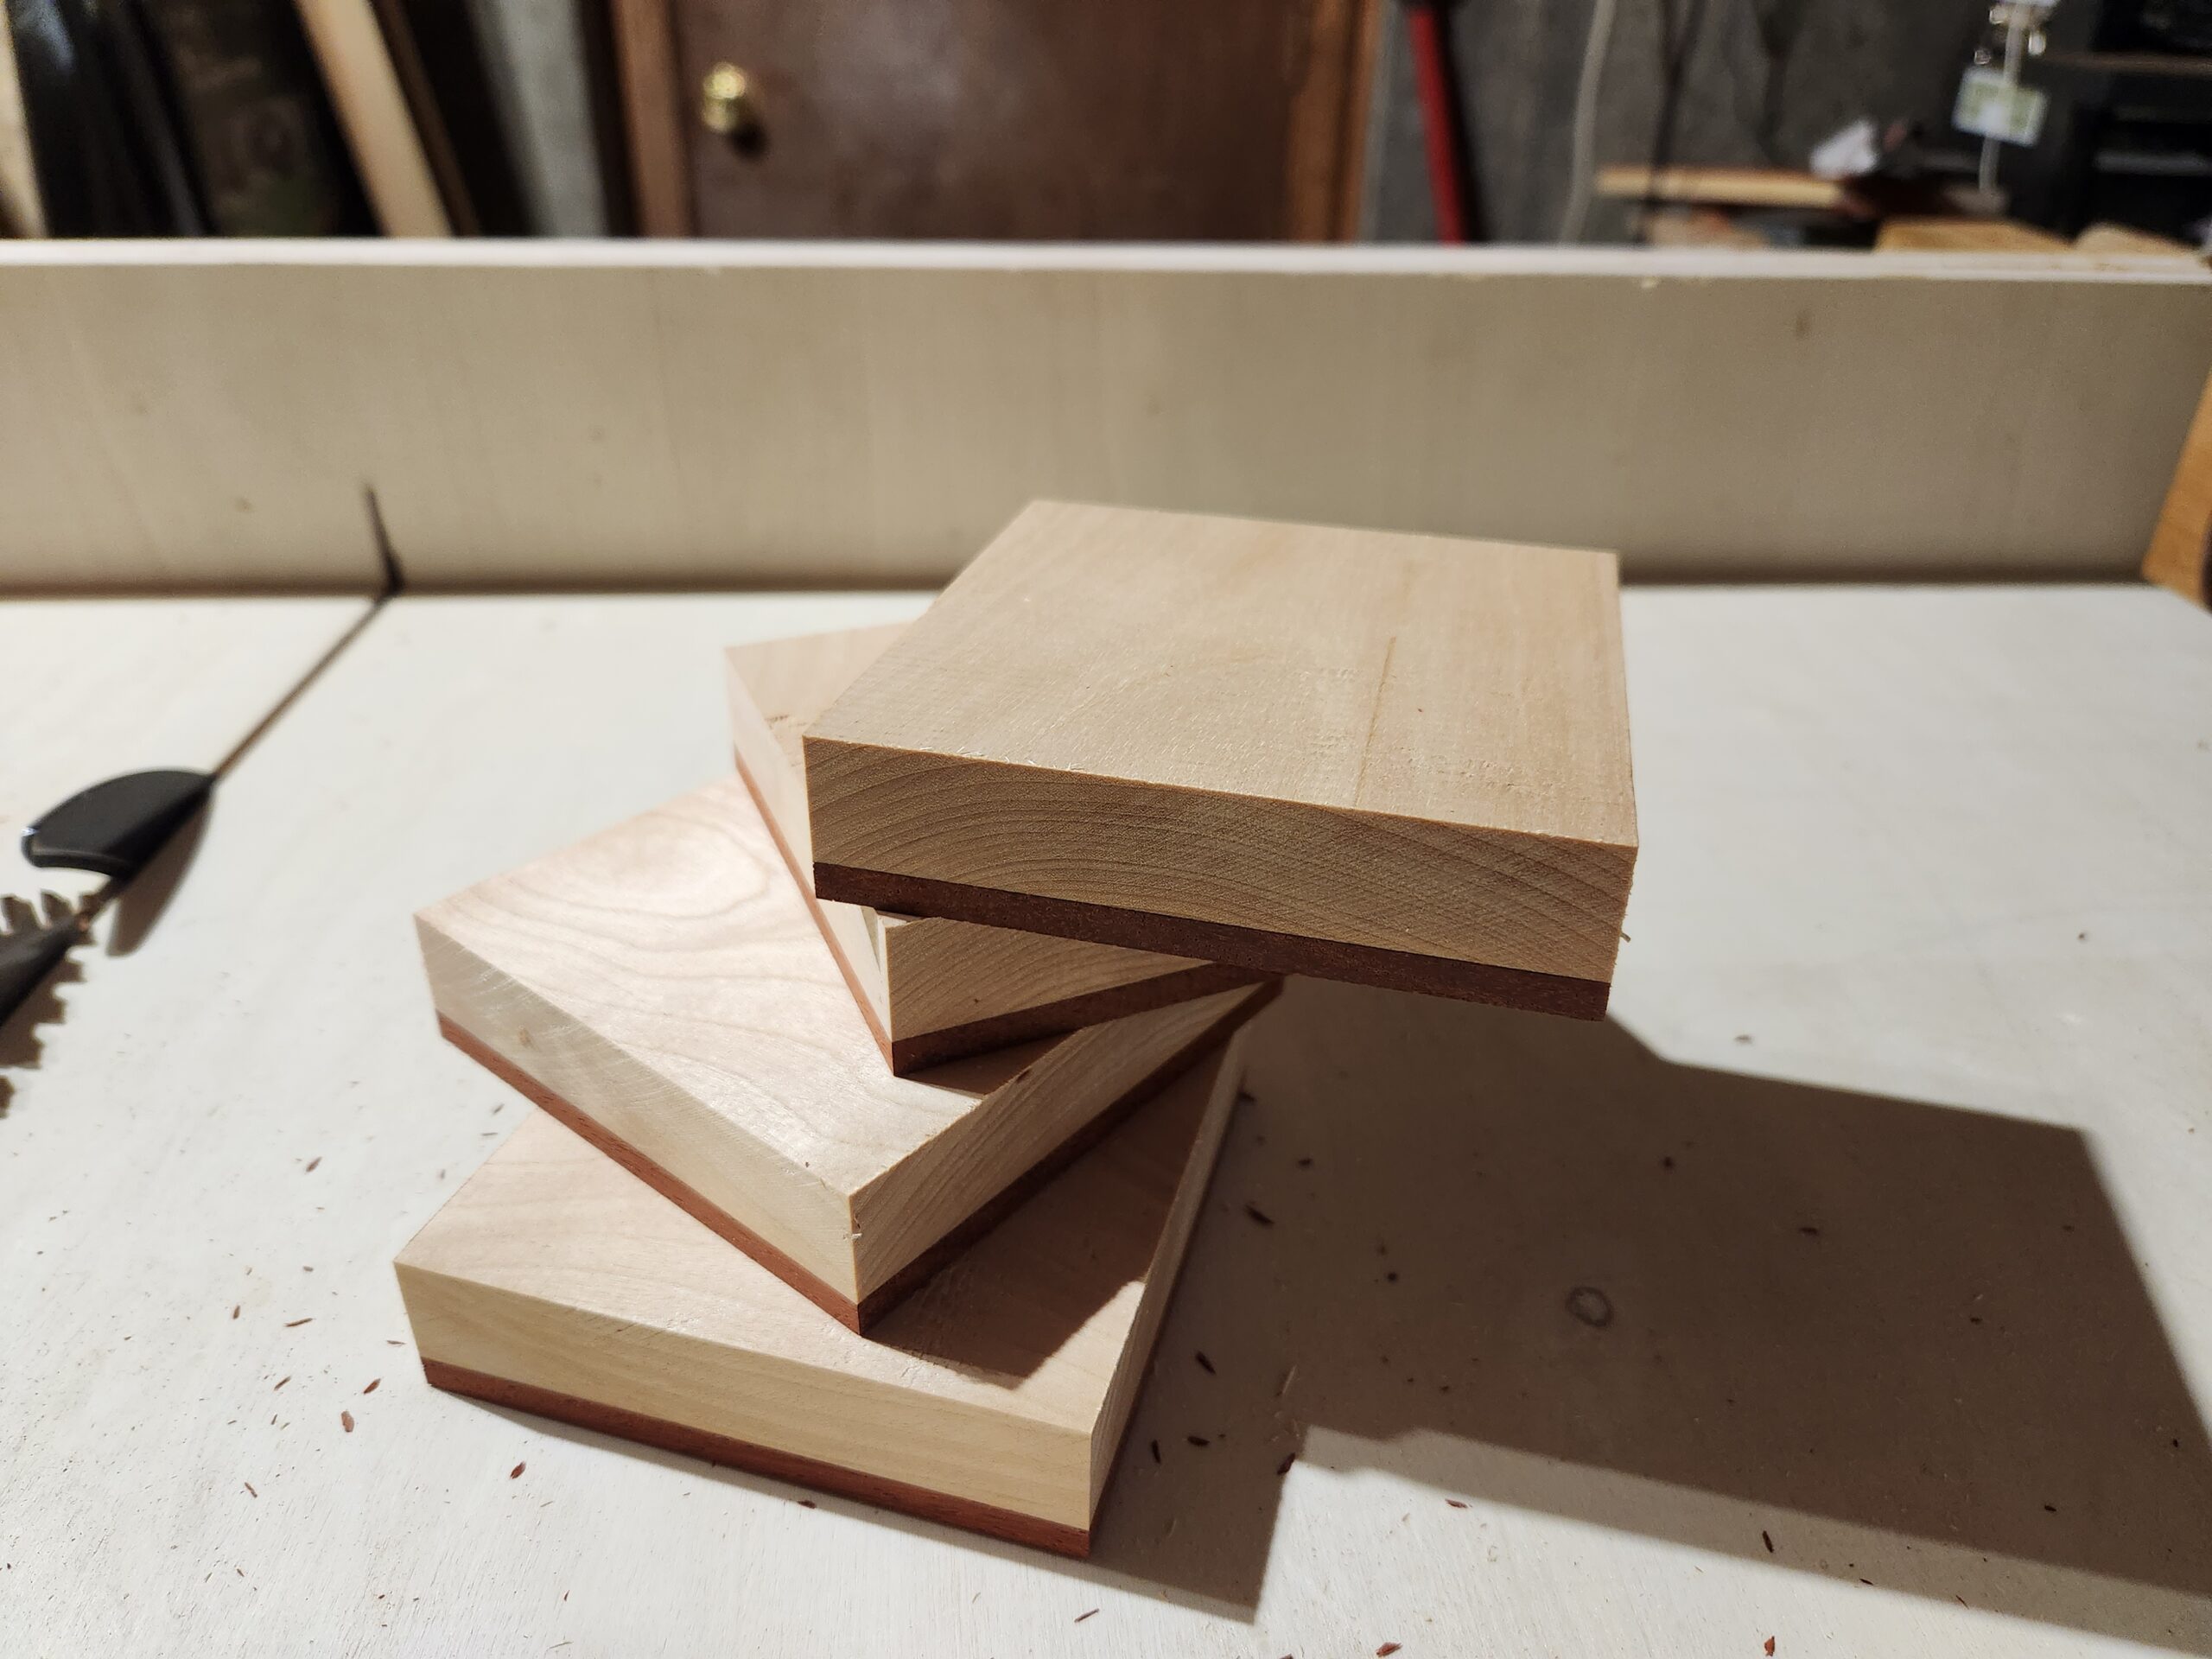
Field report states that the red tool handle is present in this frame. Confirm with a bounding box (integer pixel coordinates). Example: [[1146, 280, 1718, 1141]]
[[1407, 2, 1470, 243]]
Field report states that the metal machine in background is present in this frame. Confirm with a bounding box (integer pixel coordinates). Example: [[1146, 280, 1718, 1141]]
[[1991, 0, 2212, 238]]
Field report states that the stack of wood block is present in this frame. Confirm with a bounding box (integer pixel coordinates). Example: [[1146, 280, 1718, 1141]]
[[394, 500, 1639, 1555]]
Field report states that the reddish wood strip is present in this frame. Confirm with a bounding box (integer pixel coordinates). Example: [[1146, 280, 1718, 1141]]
[[814, 865, 1610, 1020], [734, 743, 1267, 1070]]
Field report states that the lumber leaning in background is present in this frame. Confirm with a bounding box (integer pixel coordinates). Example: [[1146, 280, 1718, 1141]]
[[0, 243, 2207, 592], [291, 0, 451, 237]]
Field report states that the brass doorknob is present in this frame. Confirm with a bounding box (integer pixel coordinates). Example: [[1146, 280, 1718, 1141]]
[[700, 62, 756, 137]]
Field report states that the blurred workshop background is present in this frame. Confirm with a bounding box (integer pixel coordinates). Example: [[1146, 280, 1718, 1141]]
[[1, 0, 2205, 251]]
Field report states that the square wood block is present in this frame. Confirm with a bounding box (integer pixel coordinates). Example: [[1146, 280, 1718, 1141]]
[[416, 777, 1274, 1331], [727, 625, 1269, 1071], [397, 1032, 1250, 1557], [806, 502, 1638, 1018]]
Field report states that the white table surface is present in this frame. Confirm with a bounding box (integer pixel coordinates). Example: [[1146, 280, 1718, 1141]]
[[2, 585, 2209, 1657], [0, 594, 369, 1074], [1, 595, 371, 870]]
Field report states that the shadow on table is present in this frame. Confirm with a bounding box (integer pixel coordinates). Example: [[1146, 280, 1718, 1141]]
[[104, 791, 207, 957], [445, 975, 2212, 1649], [0, 952, 81, 1118], [1085, 979, 2212, 1649]]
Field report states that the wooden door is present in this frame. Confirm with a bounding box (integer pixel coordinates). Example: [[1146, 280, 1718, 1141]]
[[613, 0, 1376, 239]]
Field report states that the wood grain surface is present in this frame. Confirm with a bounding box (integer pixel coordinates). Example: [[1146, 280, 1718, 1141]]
[[399, 1033, 1247, 1548], [3, 244, 2206, 592], [419, 1359, 1090, 1554], [808, 503, 1637, 1013], [728, 626, 1263, 1071], [10, 588, 2212, 1656], [417, 774, 1272, 1325]]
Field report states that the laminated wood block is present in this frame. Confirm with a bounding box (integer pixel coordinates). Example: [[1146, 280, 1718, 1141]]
[[396, 1033, 1252, 1557], [806, 502, 1638, 1018], [416, 777, 1274, 1331], [727, 626, 1269, 1071]]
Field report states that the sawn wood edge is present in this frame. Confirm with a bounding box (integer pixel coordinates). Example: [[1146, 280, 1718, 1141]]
[[887, 961, 1270, 1071], [728, 755, 899, 1065], [813, 865, 1611, 1020], [731, 753, 1268, 1071], [436, 980, 1277, 1331], [418, 1359, 1090, 1557]]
